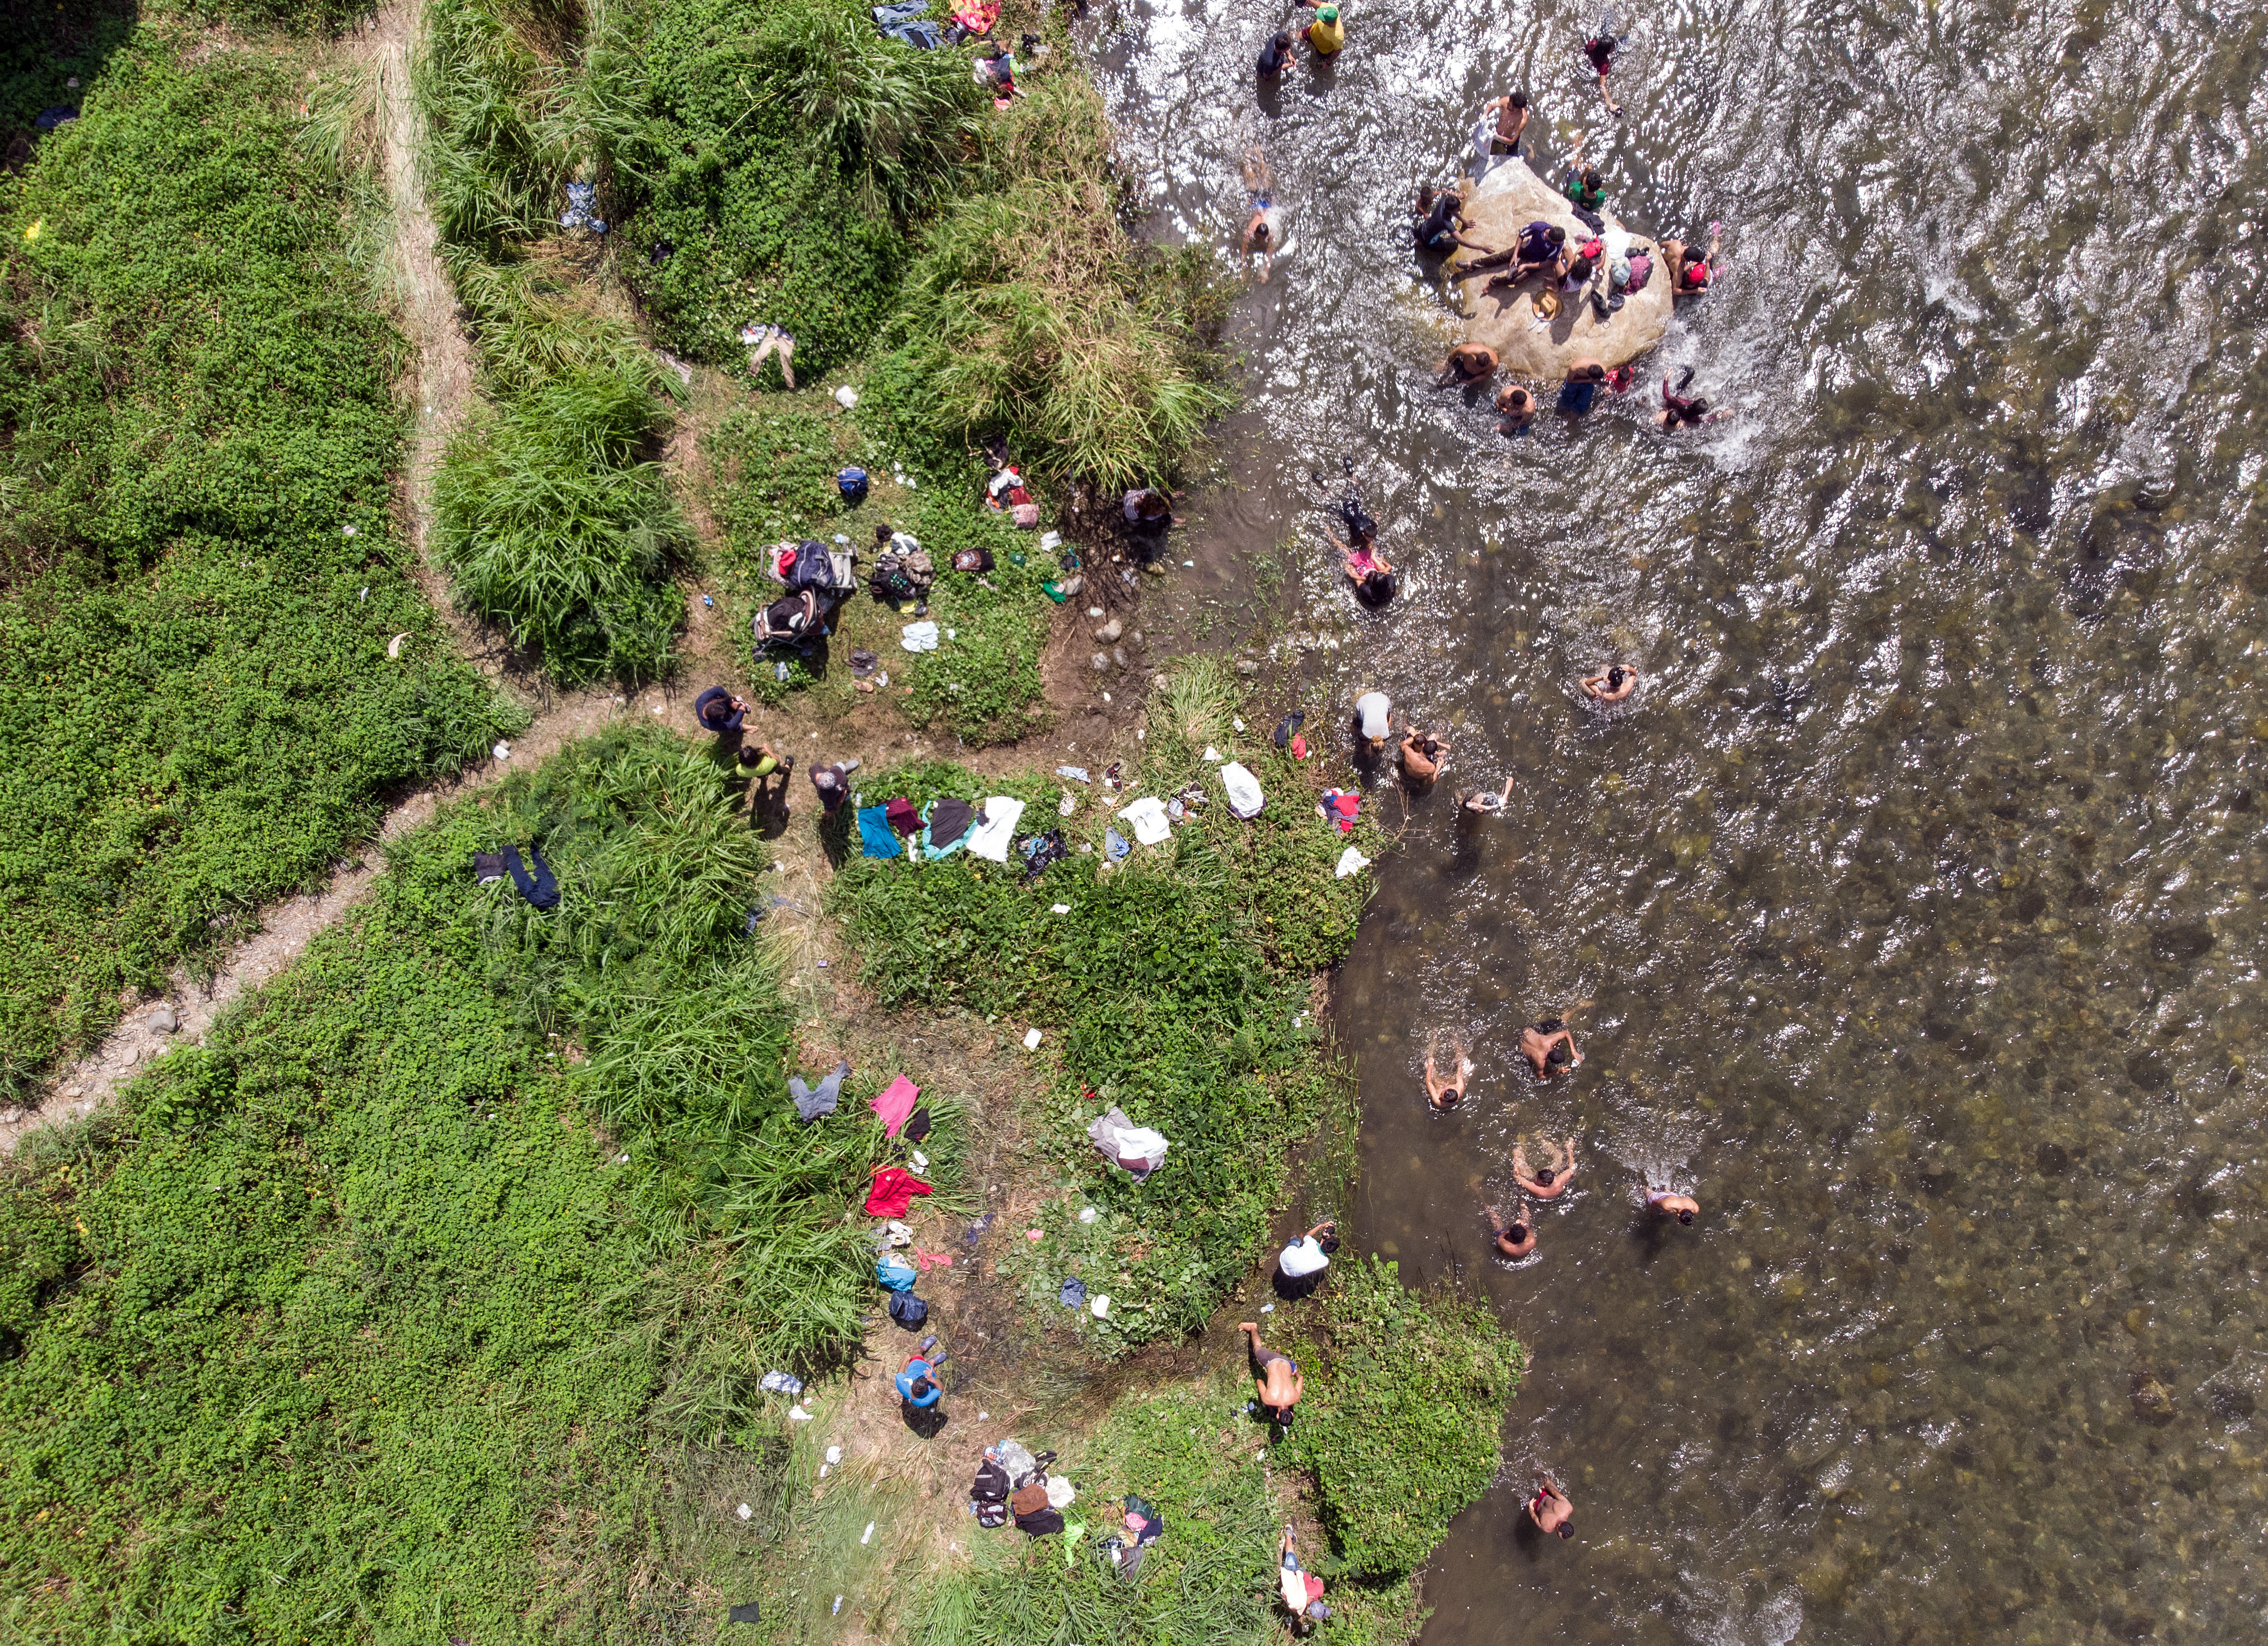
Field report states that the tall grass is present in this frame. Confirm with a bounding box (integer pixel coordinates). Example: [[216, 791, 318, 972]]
[[417, 0, 690, 687]]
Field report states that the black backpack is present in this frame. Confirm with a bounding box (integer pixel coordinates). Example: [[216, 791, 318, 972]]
[[784, 539, 835, 592], [971, 1457, 1011, 1528], [888, 1291, 928, 1329], [870, 553, 919, 603]]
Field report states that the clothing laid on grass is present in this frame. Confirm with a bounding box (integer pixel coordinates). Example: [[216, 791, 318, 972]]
[[865, 1166, 933, 1218], [965, 797, 1026, 861], [858, 805, 901, 859], [870, 1074, 920, 1138], [789, 1060, 848, 1121], [505, 845, 559, 909]]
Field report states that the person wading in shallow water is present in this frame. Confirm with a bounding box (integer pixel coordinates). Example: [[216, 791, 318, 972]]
[[1527, 1475, 1575, 1537], [1239, 1320, 1304, 1420], [1521, 1017, 1582, 1079], [1514, 1137, 1579, 1199], [1486, 1202, 1537, 1258]]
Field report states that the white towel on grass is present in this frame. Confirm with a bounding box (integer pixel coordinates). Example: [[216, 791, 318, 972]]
[[966, 797, 1025, 862]]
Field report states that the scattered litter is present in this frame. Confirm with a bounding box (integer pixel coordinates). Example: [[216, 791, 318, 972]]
[[491, 741, 512, 761], [1058, 791, 1078, 817], [1260, 1302, 1275, 1313], [979, 1411, 990, 1421], [909, 1148, 929, 1171], [1047, 1476, 1077, 1509], [968, 797, 1027, 862], [826, 1445, 843, 1464], [1040, 531, 1063, 552], [1104, 826, 1131, 861], [1336, 845, 1371, 878], [901, 620, 940, 652], [1219, 762, 1265, 818], [701, 594, 714, 608], [1056, 765, 1091, 784], [387, 631, 411, 659], [1027, 1228, 1044, 1241], [760, 1370, 805, 1395], [559, 180, 606, 234], [729, 1602, 761, 1625], [968, 1211, 996, 1244], [1233, 717, 1245, 731], [1118, 796, 1170, 846], [789, 1404, 814, 1422], [861, 1522, 876, 1546], [1079, 1205, 1097, 1222], [1088, 1106, 1169, 1177], [850, 649, 880, 676], [1023, 1027, 1043, 1050], [1089, 1295, 1110, 1319], [1182, 560, 1195, 568], [1059, 1277, 1087, 1307], [737, 1503, 753, 1520], [831, 1596, 843, 1616], [1051, 903, 1071, 915], [1202, 745, 1221, 762], [835, 386, 858, 408]]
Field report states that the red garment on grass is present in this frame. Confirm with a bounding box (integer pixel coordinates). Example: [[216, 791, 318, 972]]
[[870, 1074, 921, 1137], [865, 1166, 933, 1218]]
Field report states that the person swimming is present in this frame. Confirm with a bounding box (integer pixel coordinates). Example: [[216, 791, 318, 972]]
[[1461, 775, 1514, 814], [1658, 365, 1731, 429], [1582, 665, 1637, 701], [1487, 1203, 1536, 1258], [1513, 1137, 1578, 1200], [1647, 1186, 1700, 1225], [1520, 1017, 1581, 1079], [1425, 1042, 1472, 1110]]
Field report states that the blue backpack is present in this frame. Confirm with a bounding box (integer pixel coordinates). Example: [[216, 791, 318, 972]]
[[876, 1253, 918, 1292], [838, 467, 870, 504]]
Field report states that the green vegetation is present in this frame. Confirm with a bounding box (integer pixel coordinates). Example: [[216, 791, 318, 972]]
[[417, 0, 691, 685], [0, 30, 509, 1095], [832, 662, 1382, 1346], [0, 724, 933, 1637], [918, 1270, 1519, 1646], [1279, 1256, 1522, 1578], [701, 392, 1056, 740]]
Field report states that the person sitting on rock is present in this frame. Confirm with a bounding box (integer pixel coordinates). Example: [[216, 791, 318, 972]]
[[1434, 342, 1499, 388], [1663, 226, 1722, 294], [1561, 138, 1608, 221], [1412, 182, 1465, 254]]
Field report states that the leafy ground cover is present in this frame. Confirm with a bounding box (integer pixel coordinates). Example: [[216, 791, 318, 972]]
[[831, 662, 1385, 1346], [917, 1267, 1519, 1646], [0, 27, 509, 1095], [0, 724, 931, 1640]]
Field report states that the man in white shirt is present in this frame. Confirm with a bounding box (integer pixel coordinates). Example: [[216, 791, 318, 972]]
[[1277, 1220, 1339, 1287], [1355, 691, 1391, 752]]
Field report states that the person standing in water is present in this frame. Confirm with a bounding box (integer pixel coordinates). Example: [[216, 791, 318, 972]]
[[1355, 689, 1392, 754], [1663, 225, 1723, 294], [1527, 1476, 1575, 1537], [1557, 358, 1609, 418], [1496, 383, 1538, 438], [1521, 1017, 1582, 1079], [1583, 31, 1625, 117], [1256, 27, 1294, 78], [1647, 1185, 1700, 1225], [1399, 723, 1448, 786], [1297, 0, 1344, 56], [1486, 1203, 1537, 1258], [1582, 664, 1637, 701], [1434, 342, 1499, 388], [1514, 1137, 1579, 1199], [1481, 91, 1530, 157], [1425, 1041, 1472, 1110]]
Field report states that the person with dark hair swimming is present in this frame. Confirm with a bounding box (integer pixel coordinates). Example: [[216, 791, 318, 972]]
[[1521, 1017, 1582, 1079], [1487, 1203, 1537, 1258], [1528, 1476, 1576, 1538], [1658, 364, 1732, 429], [1513, 1137, 1578, 1200], [1425, 1041, 1472, 1111], [1647, 1185, 1700, 1226], [1582, 664, 1637, 701]]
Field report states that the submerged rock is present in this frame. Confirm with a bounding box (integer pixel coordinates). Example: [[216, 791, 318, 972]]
[[1449, 159, 1673, 376]]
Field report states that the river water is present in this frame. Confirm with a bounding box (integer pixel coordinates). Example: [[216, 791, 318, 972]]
[[1096, 2, 2268, 1642]]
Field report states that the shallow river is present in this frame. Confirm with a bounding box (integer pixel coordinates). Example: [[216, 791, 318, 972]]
[[1097, 1, 2268, 1641]]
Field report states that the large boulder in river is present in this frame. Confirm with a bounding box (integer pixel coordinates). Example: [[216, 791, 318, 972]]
[[1448, 157, 1671, 378]]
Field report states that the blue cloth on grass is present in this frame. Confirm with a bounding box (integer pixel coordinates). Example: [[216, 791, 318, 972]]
[[859, 805, 902, 859]]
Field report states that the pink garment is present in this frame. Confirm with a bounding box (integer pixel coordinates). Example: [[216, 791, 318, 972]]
[[863, 1167, 932, 1219], [913, 1248, 955, 1271], [870, 1074, 919, 1137]]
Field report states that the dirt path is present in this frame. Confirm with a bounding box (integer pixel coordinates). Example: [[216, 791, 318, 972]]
[[0, 0, 626, 1157]]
